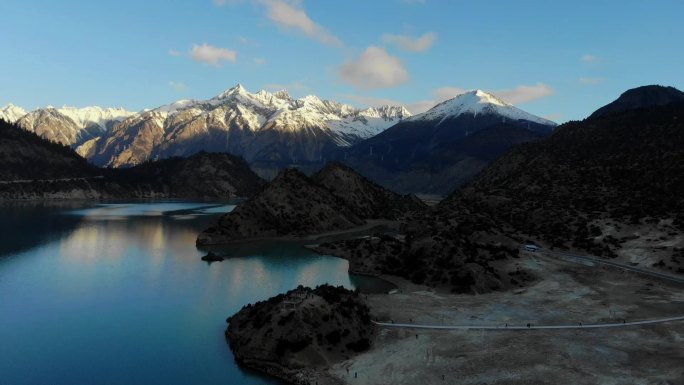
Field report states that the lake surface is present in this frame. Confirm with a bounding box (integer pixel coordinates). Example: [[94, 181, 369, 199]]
[[0, 202, 393, 385]]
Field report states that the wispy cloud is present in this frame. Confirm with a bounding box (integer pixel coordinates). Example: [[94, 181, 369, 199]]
[[190, 43, 237, 66], [579, 77, 604, 85], [237, 36, 258, 46], [493, 83, 554, 104], [339, 46, 409, 89], [168, 81, 187, 92], [543, 113, 564, 121], [257, 0, 342, 46], [381, 32, 437, 53], [254, 57, 266, 65], [213, 0, 244, 6], [168, 49, 183, 57], [264, 80, 310, 92], [581, 54, 597, 62]]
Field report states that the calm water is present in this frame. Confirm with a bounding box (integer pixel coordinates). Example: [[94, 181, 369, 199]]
[[0, 202, 392, 385]]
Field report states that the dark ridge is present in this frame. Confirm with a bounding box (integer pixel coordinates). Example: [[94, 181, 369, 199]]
[[589, 85, 684, 119]]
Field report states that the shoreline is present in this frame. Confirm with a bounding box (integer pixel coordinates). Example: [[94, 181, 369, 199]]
[[197, 219, 400, 247], [227, 245, 684, 384]]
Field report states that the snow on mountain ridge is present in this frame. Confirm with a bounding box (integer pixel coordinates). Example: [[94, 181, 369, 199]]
[[409, 89, 556, 126], [0, 104, 28, 123], [55, 105, 135, 131], [158, 83, 413, 139]]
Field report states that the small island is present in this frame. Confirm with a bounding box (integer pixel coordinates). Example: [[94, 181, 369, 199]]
[[226, 285, 373, 385]]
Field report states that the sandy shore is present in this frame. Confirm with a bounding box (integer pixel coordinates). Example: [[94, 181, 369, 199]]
[[325, 251, 684, 384]]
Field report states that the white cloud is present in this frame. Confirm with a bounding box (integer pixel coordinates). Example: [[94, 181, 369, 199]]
[[254, 57, 266, 65], [492, 83, 554, 104], [168, 81, 187, 92], [581, 54, 596, 62], [381, 32, 437, 53], [339, 46, 409, 89], [168, 49, 183, 57], [190, 43, 237, 66], [258, 0, 342, 46], [579, 77, 604, 85]]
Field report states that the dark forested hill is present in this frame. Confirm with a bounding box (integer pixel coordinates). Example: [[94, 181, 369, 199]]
[[0, 119, 265, 199]]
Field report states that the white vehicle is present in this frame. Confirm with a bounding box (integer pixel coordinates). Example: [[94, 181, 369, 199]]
[[524, 244, 541, 252]]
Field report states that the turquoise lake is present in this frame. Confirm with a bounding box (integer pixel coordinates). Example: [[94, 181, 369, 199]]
[[0, 202, 392, 384]]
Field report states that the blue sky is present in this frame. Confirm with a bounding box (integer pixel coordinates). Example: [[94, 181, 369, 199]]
[[1, 0, 682, 122]]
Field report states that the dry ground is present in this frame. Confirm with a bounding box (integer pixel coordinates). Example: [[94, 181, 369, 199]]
[[327, 252, 684, 385]]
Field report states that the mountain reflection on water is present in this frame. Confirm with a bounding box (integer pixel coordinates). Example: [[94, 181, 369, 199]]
[[0, 202, 392, 385]]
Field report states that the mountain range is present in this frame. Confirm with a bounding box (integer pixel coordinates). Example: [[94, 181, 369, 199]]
[[2, 86, 554, 193], [4, 83, 679, 192], [2, 85, 410, 172]]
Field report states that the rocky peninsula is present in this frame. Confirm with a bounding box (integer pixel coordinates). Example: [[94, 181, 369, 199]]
[[226, 285, 373, 385]]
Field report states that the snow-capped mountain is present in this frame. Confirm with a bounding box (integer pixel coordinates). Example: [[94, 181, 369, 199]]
[[83, 84, 411, 169], [17, 106, 134, 146], [336, 89, 558, 195], [0, 104, 28, 123], [408, 90, 556, 127]]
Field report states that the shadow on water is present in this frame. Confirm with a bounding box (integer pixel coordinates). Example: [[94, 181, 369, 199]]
[[201, 240, 396, 294], [0, 201, 88, 258]]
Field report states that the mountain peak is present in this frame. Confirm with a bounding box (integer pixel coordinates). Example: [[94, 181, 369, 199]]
[[589, 85, 684, 119], [409, 89, 554, 126], [460, 89, 509, 107], [273, 90, 291, 100], [216, 83, 249, 99], [0, 103, 28, 123]]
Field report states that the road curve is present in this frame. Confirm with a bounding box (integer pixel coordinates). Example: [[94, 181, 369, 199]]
[[372, 315, 684, 331]]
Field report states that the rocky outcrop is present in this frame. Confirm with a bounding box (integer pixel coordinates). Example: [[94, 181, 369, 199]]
[[197, 168, 364, 244], [196, 163, 426, 245], [226, 285, 373, 384], [312, 162, 425, 220]]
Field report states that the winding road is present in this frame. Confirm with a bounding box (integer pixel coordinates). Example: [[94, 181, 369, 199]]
[[373, 315, 684, 330]]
